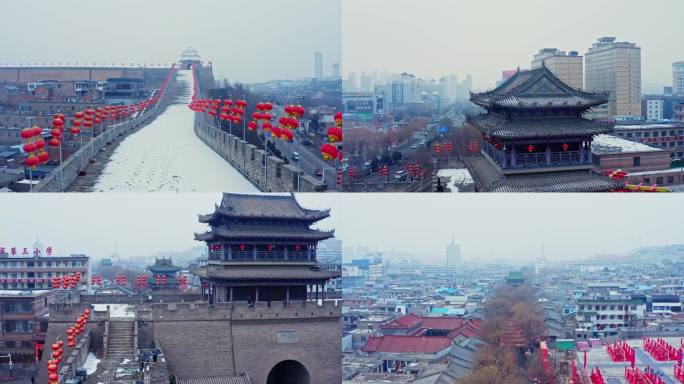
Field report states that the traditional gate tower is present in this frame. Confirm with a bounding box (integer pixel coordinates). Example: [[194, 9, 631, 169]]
[[150, 193, 341, 384], [465, 64, 624, 192], [193, 193, 339, 304]]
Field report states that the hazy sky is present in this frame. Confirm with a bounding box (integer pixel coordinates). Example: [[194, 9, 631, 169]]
[[1, 0, 341, 83], [0, 193, 681, 264], [343, 0, 684, 92]]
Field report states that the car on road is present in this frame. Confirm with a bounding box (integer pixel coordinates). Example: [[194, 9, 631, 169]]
[[315, 168, 323, 177], [292, 152, 300, 161], [410, 144, 418, 149], [341, 164, 349, 172], [364, 161, 372, 168], [394, 170, 408, 182], [302, 139, 313, 146]]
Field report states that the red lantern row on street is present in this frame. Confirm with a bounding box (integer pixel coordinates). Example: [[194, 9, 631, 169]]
[[90, 274, 103, 286], [155, 274, 168, 286], [51, 272, 82, 289], [177, 275, 188, 290], [21, 125, 48, 168], [135, 274, 149, 289], [114, 274, 127, 286]]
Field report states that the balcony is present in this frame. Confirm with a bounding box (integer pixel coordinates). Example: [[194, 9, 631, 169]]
[[209, 250, 315, 263], [483, 141, 591, 171]]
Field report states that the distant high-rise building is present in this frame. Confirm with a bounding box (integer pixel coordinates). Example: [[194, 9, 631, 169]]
[[446, 237, 460, 266], [448, 74, 459, 101], [531, 48, 583, 90], [314, 51, 323, 79], [332, 62, 340, 78], [360, 72, 373, 92], [585, 37, 642, 119], [343, 72, 358, 92], [674, 62, 684, 96], [387, 73, 420, 112], [457, 75, 473, 102], [317, 238, 343, 265]]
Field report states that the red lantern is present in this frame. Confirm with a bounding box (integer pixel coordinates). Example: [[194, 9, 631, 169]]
[[38, 151, 49, 163], [562, 143, 569, 151], [25, 155, 40, 167], [247, 121, 257, 130], [527, 144, 535, 153], [20, 128, 33, 139], [320, 143, 339, 161], [327, 126, 343, 143]]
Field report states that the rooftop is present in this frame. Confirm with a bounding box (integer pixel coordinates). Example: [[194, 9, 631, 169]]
[[364, 335, 453, 354], [592, 134, 665, 155], [199, 193, 330, 222], [470, 65, 608, 111]]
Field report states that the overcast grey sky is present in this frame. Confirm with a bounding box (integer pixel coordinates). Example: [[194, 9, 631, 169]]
[[343, 0, 684, 93], [1, 0, 341, 83], [0, 194, 680, 263]]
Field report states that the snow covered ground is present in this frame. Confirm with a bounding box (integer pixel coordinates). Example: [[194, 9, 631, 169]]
[[81, 352, 101, 375], [92, 70, 257, 192], [437, 168, 474, 192]]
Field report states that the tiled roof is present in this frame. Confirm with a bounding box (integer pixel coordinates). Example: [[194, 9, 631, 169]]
[[194, 226, 334, 241], [471, 66, 608, 111], [382, 313, 422, 329], [199, 193, 329, 222], [492, 171, 624, 193], [470, 115, 614, 139], [364, 335, 453, 354], [192, 265, 341, 281], [420, 317, 466, 330], [463, 156, 623, 192]]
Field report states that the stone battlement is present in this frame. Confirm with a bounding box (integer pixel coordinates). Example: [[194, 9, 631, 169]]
[[146, 300, 340, 321]]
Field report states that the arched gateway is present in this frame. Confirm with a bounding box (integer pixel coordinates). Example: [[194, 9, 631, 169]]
[[266, 360, 311, 384]]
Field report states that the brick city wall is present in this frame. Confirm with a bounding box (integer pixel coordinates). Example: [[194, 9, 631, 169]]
[[149, 301, 341, 383], [194, 120, 323, 192], [0, 67, 168, 84], [33, 73, 176, 192], [37, 303, 102, 384]]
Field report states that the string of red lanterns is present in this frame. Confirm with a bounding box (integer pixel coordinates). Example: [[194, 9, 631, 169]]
[[321, 111, 343, 161], [21, 125, 47, 168]]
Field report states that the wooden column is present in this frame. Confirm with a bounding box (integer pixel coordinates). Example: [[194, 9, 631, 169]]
[[229, 286, 233, 303], [255, 286, 259, 303], [286, 286, 290, 305]]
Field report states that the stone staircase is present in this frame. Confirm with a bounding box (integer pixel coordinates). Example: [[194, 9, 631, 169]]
[[107, 321, 135, 360]]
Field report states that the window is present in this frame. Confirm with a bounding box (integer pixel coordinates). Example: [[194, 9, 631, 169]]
[[5, 341, 15, 348], [633, 157, 641, 166]]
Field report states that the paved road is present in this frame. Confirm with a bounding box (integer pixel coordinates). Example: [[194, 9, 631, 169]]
[[273, 133, 339, 190]]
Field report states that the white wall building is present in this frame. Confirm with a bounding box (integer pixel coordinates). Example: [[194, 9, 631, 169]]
[[646, 99, 664, 121]]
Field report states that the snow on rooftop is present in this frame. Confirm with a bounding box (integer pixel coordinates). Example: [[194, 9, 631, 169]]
[[628, 167, 684, 176], [437, 168, 474, 192], [592, 134, 664, 154], [614, 123, 679, 130], [0, 289, 51, 296]]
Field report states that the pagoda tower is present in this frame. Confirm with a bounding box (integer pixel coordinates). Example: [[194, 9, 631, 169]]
[[192, 193, 341, 305], [465, 64, 624, 192], [147, 257, 181, 290]]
